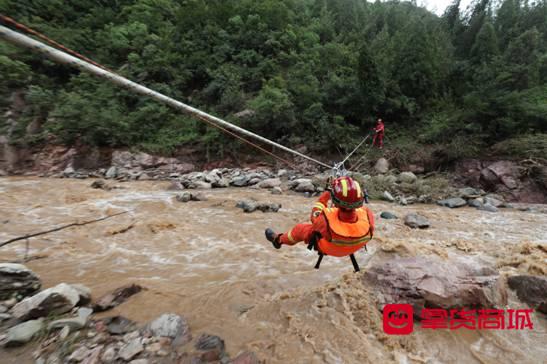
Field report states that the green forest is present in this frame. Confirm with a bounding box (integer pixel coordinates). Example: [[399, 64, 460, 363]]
[[0, 0, 546, 165]]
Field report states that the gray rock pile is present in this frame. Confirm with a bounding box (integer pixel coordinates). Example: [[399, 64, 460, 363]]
[[0, 265, 260, 363], [175, 192, 208, 203], [0, 263, 41, 301], [434, 187, 507, 213]]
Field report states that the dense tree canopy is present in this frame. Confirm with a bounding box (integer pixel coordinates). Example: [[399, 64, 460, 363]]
[[0, 0, 545, 160]]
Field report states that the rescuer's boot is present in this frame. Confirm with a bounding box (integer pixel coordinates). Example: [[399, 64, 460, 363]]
[[265, 228, 282, 249]]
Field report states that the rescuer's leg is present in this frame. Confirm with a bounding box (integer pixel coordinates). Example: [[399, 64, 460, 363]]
[[265, 223, 314, 248]]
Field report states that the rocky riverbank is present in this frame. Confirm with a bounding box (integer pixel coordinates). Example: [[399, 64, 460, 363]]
[[1, 146, 546, 204], [0, 264, 259, 364]]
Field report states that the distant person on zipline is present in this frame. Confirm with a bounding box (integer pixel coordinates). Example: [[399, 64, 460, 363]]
[[373, 118, 384, 149], [264, 176, 374, 270]]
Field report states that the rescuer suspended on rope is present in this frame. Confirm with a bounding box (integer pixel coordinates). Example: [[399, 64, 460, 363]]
[[265, 176, 374, 272]]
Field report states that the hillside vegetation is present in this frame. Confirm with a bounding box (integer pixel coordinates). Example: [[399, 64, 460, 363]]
[[0, 0, 545, 163]]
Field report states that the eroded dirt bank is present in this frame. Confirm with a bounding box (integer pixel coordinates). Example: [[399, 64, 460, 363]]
[[0, 177, 546, 363]]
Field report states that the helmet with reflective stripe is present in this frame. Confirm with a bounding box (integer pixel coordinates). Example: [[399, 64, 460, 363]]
[[330, 176, 364, 209]]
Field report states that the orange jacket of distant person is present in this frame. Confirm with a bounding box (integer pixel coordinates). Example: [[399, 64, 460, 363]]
[[373, 119, 384, 148]]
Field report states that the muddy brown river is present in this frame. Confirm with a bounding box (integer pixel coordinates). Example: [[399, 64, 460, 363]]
[[1, 177, 546, 363]]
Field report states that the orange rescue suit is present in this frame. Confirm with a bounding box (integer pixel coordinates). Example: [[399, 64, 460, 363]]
[[279, 191, 374, 257]]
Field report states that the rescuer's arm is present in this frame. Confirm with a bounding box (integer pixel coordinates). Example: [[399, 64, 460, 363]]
[[310, 191, 331, 222]]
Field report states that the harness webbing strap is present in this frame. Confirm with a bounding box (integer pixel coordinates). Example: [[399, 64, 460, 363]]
[[350, 254, 360, 272], [314, 253, 324, 269]]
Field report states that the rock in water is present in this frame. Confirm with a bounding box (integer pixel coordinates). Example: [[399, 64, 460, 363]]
[[236, 200, 257, 213], [90, 180, 111, 190], [380, 212, 398, 219], [0, 263, 41, 300], [507, 275, 547, 314], [2, 318, 44, 346], [271, 187, 283, 195], [12, 283, 80, 320], [403, 213, 430, 229], [478, 203, 498, 213], [374, 158, 389, 174], [236, 200, 280, 213], [148, 313, 191, 346], [93, 284, 143, 312], [363, 256, 507, 314], [468, 198, 484, 208], [437, 197, 467, 208], [257, 178, 281, 189], [484, 196, 504, 208], [190, 193, 207, 201], [256, 203, 281, 213], [176, 192, 192, 202]]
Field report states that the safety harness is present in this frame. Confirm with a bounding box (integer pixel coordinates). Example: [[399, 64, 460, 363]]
[[306, 232, 364, 273]]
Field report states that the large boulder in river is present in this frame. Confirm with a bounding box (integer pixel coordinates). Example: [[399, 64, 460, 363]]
[[507, 275, 547, 314], [403, 213, 430, 229], [0, 263, 41, 300], [363, 256, 507, 315], [12, 283, 80, 320]]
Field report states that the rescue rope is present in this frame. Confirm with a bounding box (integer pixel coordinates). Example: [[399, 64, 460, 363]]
[[0, 20, 331, 170], [351, 135, 377, 171], [0, 15, 110, 71], [339, 133, 371, 167]]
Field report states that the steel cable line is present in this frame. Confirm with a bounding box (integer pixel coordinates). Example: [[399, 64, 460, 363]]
[[0, 19, 331, 170]]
